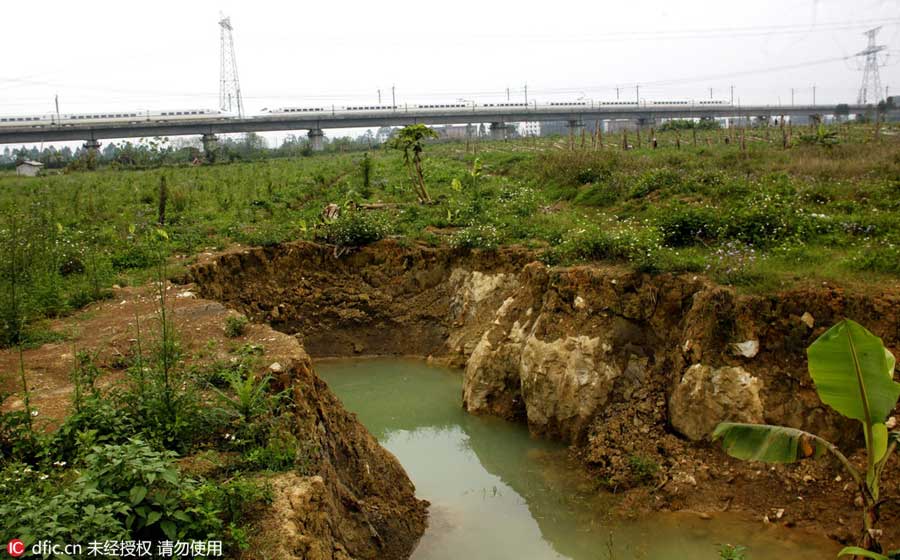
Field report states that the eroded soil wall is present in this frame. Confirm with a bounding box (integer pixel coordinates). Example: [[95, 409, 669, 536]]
[[190, 240, 900, 545]]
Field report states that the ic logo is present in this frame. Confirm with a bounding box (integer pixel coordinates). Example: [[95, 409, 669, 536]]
[[6, 539, 25, 558]]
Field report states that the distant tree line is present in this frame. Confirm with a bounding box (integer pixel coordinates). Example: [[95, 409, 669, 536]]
[[0, 129, 389, 171]]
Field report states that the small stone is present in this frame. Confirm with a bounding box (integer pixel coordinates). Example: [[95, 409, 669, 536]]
[[834, 475, 842, 483], [800, 312, 815, 328], [269, 362, 284, 373], [698, 512, 712, 520], [176, 291, 196, 299], [802, 475, 814, 483], [731, 340, 759, 358], [774, 508, 785, 520], [574, 296, 586, 309]]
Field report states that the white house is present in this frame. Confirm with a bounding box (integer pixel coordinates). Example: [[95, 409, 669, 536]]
[[16, 160, 44, 177]]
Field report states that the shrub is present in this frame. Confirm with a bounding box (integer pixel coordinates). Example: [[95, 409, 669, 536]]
[[224, 315, 249, 338], [573, 183, 621, 207], [848, 241, 900, 274], [534, 150, 620, 187], [314, 210, 390, 246], [656, 205, 721, 247], [548, 224, 662, 271], [111, 245, 155, 271], [0, 440, 224, 550], [628, 168, 682, 199]]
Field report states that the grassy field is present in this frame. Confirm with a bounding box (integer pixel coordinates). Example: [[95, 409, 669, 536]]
[[1, 122, 899, 345]]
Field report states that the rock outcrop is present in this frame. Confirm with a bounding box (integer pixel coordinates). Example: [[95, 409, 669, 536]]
[[668, 364, 764, 441]]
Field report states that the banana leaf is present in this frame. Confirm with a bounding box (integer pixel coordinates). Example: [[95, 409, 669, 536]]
[[712, 423, 827, 463], [807, 319, 900, 425]]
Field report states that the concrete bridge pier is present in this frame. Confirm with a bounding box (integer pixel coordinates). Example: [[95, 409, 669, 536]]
[[489, 122, 507, 141], [83, 138, 101, 155], [201, 133, 218, 160], [567, 120, 585, 136], [82, 139, 101, 168], [308, 128, 325, 152]]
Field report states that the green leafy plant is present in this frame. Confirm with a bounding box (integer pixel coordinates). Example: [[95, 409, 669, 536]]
[[214, 370, 274, 425], [224, 315, 249, 338], [713, 319, 900, 557], [718, 544, 748, 560], [314, 209, 390, 247], [388, 124, 439, 203]]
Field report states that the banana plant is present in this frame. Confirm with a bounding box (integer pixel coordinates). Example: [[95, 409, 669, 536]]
[[713, 319, 900, 558]]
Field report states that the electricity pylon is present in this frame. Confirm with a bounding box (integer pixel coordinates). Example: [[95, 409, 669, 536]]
[[219, 15, 245, 118], [856, 27, 887, 105]]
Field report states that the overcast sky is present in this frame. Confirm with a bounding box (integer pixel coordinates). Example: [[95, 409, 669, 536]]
[[2, 0, 899, 140]]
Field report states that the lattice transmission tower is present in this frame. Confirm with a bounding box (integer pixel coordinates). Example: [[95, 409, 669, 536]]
[[219, 15, 245, 118], [856, 27, 888, 105]]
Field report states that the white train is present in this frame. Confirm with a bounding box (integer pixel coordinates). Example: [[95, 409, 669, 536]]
[[259, 99, 732, 116], [0, 109, 232, 128], [0, 99, 734, 128]]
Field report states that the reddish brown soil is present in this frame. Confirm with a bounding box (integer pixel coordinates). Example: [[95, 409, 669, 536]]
[[1, 283, 427, 560]]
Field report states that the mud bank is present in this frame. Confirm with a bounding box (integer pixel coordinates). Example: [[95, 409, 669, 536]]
[[0, 286, 427, 560], [189, 240, 900, 546]]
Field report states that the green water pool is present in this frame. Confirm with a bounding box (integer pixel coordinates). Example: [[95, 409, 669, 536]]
[[316, 357, 839, 560]]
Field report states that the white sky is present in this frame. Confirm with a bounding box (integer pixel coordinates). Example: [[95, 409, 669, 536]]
[[2, 0, 899, 144]]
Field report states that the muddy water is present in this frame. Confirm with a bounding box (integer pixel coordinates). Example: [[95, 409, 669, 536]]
[[317, 358, 839, 560]]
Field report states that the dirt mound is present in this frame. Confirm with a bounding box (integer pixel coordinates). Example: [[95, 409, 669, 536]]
[[0, 284, 426, 560]]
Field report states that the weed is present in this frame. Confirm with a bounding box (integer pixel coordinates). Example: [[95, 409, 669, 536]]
[[627, 454, 659, 485], [718, 544, 748, 560], [224, 315, 249, 338]]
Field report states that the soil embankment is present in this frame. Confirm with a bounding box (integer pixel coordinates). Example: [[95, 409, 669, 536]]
[[189, 239, 900, 547], [0, 285, 427, 560]]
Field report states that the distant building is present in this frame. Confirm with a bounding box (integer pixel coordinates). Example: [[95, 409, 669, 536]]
[[435, 125, 473, 140], [16, 160, 43, 177], [519, 121, 540, 137]]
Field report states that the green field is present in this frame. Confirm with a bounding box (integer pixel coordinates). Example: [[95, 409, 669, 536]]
[[1, 122, 899, 345]]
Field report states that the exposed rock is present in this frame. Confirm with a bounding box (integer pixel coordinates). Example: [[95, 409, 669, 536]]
[[260, 474, 354, 560], [520, 334, 618, 442], [731, 340, 759, 358], [269, 362, 284, 373], [669, 364, 765, 441]]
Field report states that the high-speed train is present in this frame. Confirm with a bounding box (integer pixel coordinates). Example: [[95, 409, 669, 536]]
[[258, 99, 731, 116], [0, 109, 233, 128], [0, 99, 733, 128]]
